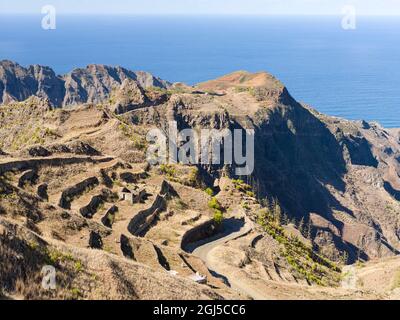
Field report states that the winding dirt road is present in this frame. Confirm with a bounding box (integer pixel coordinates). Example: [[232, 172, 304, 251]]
[[188, 217, 267, 299]]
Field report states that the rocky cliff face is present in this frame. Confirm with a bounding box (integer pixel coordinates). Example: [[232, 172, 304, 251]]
[[127, 71, 400, 263], [0, 60, 171, 107]]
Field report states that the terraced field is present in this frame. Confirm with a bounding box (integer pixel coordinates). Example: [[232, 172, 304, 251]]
[[2, 68, 400, 300], [0, 144, 244, 299]]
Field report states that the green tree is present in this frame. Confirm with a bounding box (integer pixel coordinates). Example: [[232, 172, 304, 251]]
[[298, 217, 305, 235], [272, 198, 282, 224], [306, 219, 312, 239]]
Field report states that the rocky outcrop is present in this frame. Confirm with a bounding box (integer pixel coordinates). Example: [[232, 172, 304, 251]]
[[164, 71, 400, 262], [0, 60, 64, 106], [127, 181, 176, 236], [29, 146, 52, 157], [88, 231, 103, 249], [2, 64, 400, 266], [181, 220, 220, 251], [0, 156, 114, 175], [80, 195, 104, 219], [37, 184, 48, 201], [50, 141, 101, 156], [17, 170, 38, 188], [59, 177, 99, 209], [110, 79, 150, 114], [120, 234, 169, 270], [101, 205, 118, 228], [79, 189, 117, 218], [0, 60, 171, 107], [119, 171, 148, 184], [30, 64, 66, 106], [128, 194, 167, 236]]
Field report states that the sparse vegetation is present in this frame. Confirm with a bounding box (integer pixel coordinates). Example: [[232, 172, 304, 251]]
[[246, 191, 255, 197], [234, 86, 255, 96], [232, 179, 253, 193], [0, 231, 89, 300], [118, 123, 147, 150], [159, 164, 177, 177], [159, 164, 201, 188], [241, 202, 250, 210], [204, 187, 214, 196], [208, 197, 224, 224], [213, 209, 223, 225], [257, 207, 341, 286], [208, 197, 221, 210], [174, 199, 189, 210], [186, 167, 200, 187], [70, 287, 83, 299]]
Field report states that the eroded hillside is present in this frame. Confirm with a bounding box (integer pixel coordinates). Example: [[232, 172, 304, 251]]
[[1, 64, 400, 300]]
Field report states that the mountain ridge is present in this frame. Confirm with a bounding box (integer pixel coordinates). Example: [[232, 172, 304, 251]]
[[0, 60, 171, 107]]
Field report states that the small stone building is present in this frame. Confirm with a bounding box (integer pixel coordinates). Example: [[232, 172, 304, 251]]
[[119, 187, 146, 204]]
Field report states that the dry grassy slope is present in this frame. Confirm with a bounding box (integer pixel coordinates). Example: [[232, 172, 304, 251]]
[[342, 256, 400, 299], [1, 69, 400, 299], [0, 100, 244, 299], [0, 220, 225, 300], [196, 70, 284, 92]]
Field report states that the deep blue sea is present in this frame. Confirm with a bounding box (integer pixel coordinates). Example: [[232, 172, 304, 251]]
[[1, 15, 400, 127]]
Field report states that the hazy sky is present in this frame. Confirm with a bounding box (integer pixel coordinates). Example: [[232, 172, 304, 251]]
[[0, 0, 399, 15]]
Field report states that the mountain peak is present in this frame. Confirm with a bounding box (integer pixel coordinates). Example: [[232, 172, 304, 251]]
[[196, 70, 284, 91]]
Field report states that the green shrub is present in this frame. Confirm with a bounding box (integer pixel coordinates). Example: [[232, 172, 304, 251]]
[[246, 191, 255, 197], [74, 260, 83, 272], [232, 179, 253, 193], [208, 197, 221, 210], [186, 167, 199, 187], [241, 202, 250, 210], [159, 164, 176, 177], [205, 188, 214, 196], [232, 179, 244, 185], [213, 209, 223, 224], [70, 288, 83, 299]]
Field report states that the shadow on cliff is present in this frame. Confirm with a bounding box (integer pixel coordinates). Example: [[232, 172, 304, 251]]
[[170, 90, 383, 259], [250, 101, 350, 219]]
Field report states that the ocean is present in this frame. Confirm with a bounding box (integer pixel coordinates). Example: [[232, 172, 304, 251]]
[[0, 14, 399, 127]]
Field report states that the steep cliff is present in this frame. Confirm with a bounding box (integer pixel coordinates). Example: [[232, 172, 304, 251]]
[[124, 70, 400, 263]]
